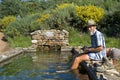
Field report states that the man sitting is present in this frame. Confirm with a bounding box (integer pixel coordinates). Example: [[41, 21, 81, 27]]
[[71, 19, 106, 70]]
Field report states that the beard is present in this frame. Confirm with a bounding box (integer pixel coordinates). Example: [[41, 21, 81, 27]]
[[89, 31, 94, 36]]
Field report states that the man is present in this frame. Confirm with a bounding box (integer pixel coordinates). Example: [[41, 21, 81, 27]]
[[107, 48, 120, 64], [71, 19, 106, 70]]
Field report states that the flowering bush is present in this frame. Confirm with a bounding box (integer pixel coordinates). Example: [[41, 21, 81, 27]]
[[76, 5, 104, 25], [36, 13, 50, 23], [32, 3, 77, 30], [1, 16, 16, 30], [56, 3, 76, 10]]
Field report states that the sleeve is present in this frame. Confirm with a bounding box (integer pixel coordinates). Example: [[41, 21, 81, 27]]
[[96, 32, 104, 46]]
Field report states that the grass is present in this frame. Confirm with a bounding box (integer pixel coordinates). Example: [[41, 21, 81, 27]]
[[68, 27, 91, 47], [7, 28, 120, 49], [105, 36, 120, 48], [8, 36, 32, 48], [69, 28, 120, 48]]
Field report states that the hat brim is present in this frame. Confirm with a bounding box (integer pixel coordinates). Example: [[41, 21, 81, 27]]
[[87, 24, 97, 27]]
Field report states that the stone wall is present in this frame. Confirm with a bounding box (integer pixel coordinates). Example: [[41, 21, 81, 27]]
[[30, 29, 69, 47]]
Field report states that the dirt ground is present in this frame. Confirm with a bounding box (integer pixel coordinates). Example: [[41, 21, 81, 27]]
[[0, 32, 11, 54]]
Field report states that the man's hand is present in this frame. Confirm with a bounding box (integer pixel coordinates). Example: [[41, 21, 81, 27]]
[[83, 47, 90, 53]]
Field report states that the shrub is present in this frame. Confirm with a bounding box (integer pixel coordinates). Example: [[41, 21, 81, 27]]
[[56, 3, 76, 10], [30, 12, 51, 30], [44, 3, 77, 30], [1, 16, 16, 31], [105, 10, 120, 37], [5, 14, 41, 38], [76, 5, 105, 26], [36, 13, 50, 23]]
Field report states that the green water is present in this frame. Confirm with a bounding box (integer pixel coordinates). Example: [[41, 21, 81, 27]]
[[0, 51, 78, 80]]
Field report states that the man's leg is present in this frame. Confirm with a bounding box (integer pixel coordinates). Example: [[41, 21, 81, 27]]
[[72, 69, 89, 80], [71, 54, 89, 70]]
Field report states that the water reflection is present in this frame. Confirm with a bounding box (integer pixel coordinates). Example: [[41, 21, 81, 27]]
[[0, 50, 89, 80]]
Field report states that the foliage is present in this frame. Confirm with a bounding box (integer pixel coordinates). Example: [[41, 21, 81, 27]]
[[56, 3, 76, 9], [7, 36, 32, 48], [100, 10, 120, 37], [4, 3, 77, 38], [43, 3, 76, 30], [107, 10, 120, 37], [24, 2, 42, 15], [99, 0, 120, 15], [29, 12, 51, 30], [36, 13, 50, 23], [0, 16, 16, 31], [0, 0, 24, 18], [69, 27, 120, 48], [5, 14, 41, 37], [0, 0, 119, 48], [0, 0, 120, 18], [76, 5, 105, 25]]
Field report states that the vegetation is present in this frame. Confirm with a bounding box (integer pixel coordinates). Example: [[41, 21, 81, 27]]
[[101, 10, 120, 37], [7, 36, 32, 48], [69, 28, 120, 48], [76, 5, 104, 24], [0, 16, 16, 31], [0, 0, 25, 18], [0, 0, 119, 48]]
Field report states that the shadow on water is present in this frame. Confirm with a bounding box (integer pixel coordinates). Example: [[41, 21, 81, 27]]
[[0, 47, 89, 80]]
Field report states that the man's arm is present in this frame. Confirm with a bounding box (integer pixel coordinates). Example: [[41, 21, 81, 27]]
[[89, 46, 103, 52], [84, 46, 103, 53]]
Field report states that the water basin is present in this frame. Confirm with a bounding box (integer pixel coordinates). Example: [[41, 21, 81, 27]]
[[0, 50, 89, 80], [0, 52, 78, 80]]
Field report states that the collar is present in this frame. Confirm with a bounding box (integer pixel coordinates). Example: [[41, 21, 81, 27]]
[[91, 29, 97, 36], [93, 29, 97, 35]]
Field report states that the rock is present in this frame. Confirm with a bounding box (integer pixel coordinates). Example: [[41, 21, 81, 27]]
[[30, 29, 69, 48]]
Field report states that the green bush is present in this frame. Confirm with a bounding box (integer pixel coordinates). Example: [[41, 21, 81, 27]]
[[30, 12, 51, 30], [108, 10, 120, 37], [99, 0, 120, 15], [101, 10, 120, 37], [41, 3, 77, 30], [5, 14, 41, 37]]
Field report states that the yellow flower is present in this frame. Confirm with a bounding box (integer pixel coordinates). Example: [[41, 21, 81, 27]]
[[56, 3, 76, 10], [76, 5, 104, 24], [1, 16, 16, 28], [36, 14, 50, 23]]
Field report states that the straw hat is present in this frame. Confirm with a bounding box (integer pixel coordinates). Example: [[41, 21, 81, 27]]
[[87, 19, 97, 27]]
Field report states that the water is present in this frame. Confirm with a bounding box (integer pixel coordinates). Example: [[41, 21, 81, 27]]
[[0, 51, 80, 80]]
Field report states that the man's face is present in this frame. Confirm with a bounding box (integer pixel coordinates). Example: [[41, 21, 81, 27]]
[[87, 25, 96, 35]]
